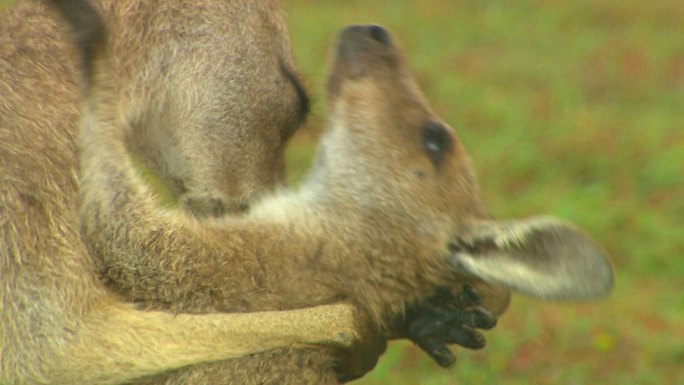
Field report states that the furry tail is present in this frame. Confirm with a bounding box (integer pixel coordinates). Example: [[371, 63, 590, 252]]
[[49, 0, 106, 87]]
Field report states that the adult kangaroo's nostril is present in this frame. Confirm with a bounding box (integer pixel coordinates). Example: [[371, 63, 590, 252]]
[[367, 25, 391, 46]]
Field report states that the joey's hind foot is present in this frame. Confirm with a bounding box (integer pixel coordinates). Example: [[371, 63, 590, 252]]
[[403, 285, 497, 367]]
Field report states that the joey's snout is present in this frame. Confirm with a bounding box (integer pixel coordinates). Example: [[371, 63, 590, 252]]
[[338, 24, 393, 57], [328, 25, 400, 96], [355, 25, 393, 46]]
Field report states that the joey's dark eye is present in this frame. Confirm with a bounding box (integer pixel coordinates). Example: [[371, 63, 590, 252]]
[[422, 121, 452, 166]]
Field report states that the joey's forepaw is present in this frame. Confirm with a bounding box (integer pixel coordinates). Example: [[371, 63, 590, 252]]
[[403, 285, 497, 367]]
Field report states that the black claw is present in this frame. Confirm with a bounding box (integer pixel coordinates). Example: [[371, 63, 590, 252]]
[[451, 306, 497, 330], [446, 326, 486, 350], [472, 307, 497, 330], [415, 337, 455, 368]]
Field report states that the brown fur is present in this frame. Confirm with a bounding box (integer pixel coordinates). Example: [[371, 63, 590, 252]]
[[75, 17, 612, 384], [0, 1, 385, 384], [2, 0, 612, 384], [74, 11, 509, 383], [53, 0, 307, 217]]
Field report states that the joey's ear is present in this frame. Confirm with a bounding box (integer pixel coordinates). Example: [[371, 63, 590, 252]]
[[449, 216, 614, 301]]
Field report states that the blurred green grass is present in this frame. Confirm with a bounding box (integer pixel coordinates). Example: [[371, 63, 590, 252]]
[[3, 0, 681, 383]]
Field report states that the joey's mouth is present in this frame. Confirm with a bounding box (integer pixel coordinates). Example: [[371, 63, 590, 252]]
[[181, 194, 250, 218]]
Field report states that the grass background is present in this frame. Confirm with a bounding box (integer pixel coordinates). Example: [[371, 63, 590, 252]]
[[3, 0, 681, 383]]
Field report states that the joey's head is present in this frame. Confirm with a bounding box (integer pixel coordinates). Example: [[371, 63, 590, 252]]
[[315, 25, 614, 304], [316, 25, 486, 247]]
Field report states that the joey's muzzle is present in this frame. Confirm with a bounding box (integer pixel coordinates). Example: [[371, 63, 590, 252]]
[[330, 25, 399, 82], [340, 25, 392, 47]]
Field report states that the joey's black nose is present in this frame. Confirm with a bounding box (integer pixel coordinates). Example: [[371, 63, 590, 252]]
[[367, 25, 391, 45], [328, 24, 399, 93], [334, 24, 396, 77], [339, 25, 393, 48]]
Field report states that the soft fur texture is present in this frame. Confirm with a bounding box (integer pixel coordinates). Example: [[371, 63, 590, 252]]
[[2, 1, 611, 384], [1, 2, 504, 384], [76, 15, 510, 384], [0, 2, 385, 384]]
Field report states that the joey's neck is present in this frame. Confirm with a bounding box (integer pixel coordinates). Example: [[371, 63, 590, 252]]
[[243, 188, 374, 281], [247, 184, 371, 246], [244, 186, 449, 325]]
